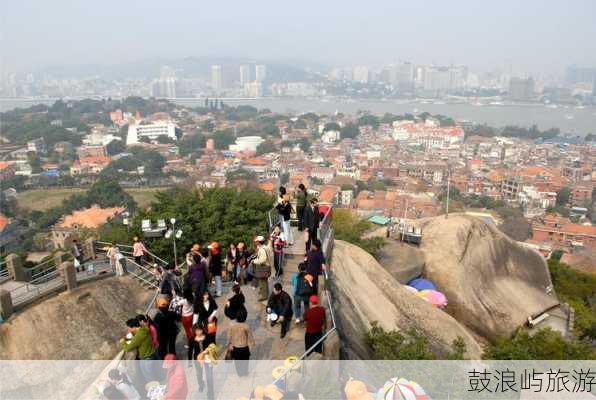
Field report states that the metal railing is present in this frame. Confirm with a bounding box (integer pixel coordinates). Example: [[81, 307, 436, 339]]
[[96, 241, 169, 269], [0, 261, 10, 281], [271, 212, 337, 391], [9, 269, 64, 307]]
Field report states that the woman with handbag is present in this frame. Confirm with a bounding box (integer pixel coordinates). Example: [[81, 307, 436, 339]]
[[193, 291, 218, 346], [226, 306, 254, 377]]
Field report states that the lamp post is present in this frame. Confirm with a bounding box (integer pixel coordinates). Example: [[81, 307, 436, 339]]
[[165, 218, 183, 269]]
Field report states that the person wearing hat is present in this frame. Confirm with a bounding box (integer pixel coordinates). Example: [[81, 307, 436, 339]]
[[303, 295, 326, 355], [252, 235, 271, 301], [267, 282, 293, 338], [153, 297, 180, 359]]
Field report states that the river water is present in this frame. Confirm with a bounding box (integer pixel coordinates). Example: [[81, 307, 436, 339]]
[[2, 97, 595, 135]]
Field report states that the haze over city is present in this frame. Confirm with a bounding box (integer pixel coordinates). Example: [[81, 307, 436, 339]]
[[3, 0, 596, 74]]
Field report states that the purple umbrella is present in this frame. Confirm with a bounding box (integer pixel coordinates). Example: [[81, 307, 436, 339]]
[[407, 278, 437, 291]]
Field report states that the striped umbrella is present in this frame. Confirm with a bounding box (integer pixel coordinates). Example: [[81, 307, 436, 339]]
[[407, 278, 437, 291], [376, 377, 430, 400], [416, 290, 448, 308], [404, 285, 418, 294]]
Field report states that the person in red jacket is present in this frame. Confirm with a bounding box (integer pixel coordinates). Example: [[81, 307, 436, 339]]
[[303, 295, 326, 355], [163, 354, 188, 400]]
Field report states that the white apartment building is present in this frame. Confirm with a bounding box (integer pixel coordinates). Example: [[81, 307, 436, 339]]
[[126, 121, 178, 145]]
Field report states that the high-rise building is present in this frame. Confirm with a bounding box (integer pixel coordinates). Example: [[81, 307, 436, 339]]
[[508, 77, 535, 100], [353, 66, 369, 83], [565, 65, 596, 85], [244, 81, 263, 98], [255, 64, 267, 83], [211, 65, 223, 90], [151, 66, 178, 98], [239, 65, 251, 87]]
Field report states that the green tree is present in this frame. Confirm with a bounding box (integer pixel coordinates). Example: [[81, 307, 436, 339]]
[[128, 188, 274, 263], [256, 140, 277, 155], [483, 328, 594, 360], [556, 187, 571, 207], [323, 122, 341, 132], [333, 209, 385, 258], [340, 123, 359, 139], [213, 130, 236, 150], [179, 133, 206, 156], [357, 114, 380, 129], [106, 139, 126, 156]]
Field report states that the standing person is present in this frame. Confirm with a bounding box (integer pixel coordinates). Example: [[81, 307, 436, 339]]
[[106, 242, 120, 274], [303, 198, 321, 253], [160, 266, 180, 299], [193, 291, 218, 346], [163, 354, 188, 400], [305, 239, 326, 294], [120, 317, 158, 382], [225, 243, 238, 282], [224, 284, 246, 320], [153, 297, 180, 359], [71, 239, 83, 272], [188, 324, 208, 392], [106, 369, 141, 400], [235, 242, 248, 285], [275, 194, 294, 246], [227, 307, 254, 377], [187, 256, 207, 299], [252, 236, 272, 301], [303, 295, 326, 355], [270, 225, 286, 277], [277, 186, 287, 226], [136, 314, 159, 351], [208, 242, 222, 297], [295, 183, 308, 231], [266, 282, 293, 339], [292, 262, 314, 324], [132, 236, 148, 266], [179, 289, 195, 350], [190, 244, 203, 265]]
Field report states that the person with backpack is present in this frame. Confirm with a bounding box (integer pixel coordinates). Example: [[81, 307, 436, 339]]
[[292, 262, 314, 324], [252, 236, 271, 301], [153, 297, 180, 359]]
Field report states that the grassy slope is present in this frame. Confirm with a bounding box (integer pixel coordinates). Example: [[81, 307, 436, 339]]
[[17, 187, 163, 210]]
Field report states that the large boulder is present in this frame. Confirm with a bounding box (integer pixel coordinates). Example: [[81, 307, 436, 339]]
[[330, 240, 483, 360], [418, 215, 559, 339], [0, 276, 154, 359]]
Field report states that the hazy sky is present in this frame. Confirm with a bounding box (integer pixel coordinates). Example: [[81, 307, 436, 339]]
[[2, 0, 596, 74]]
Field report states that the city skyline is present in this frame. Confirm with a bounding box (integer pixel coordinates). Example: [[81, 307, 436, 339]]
[[2, 1, 596, 75]]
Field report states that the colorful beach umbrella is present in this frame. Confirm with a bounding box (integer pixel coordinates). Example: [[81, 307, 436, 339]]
[[416, 290, 448, 308], [407, 278, 437, 291], [376, 377, 430, 400]]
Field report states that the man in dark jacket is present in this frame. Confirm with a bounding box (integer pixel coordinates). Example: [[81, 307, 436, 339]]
[[153, 297, 180, 359], [303, 198, 320, 253], [267, 282, 293, 338]]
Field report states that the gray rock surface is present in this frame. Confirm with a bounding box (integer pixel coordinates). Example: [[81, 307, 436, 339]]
[[418, 215, 559, 339], [330, 240, 483, 360]]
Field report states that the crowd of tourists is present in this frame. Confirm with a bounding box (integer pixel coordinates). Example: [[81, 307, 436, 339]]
[[100, 185, 330, 400]]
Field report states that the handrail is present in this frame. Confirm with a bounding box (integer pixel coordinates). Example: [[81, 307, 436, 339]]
[[271, 224, 336, 389], [96, 241, 169, 267], [122, 257, 159, 289], [145, 288, 160, 315]]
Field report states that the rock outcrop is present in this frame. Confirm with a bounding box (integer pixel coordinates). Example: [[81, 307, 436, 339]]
[[330, 240, 483, 360], [0, 276, 153, 359], [418, 215, 559, 339]]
